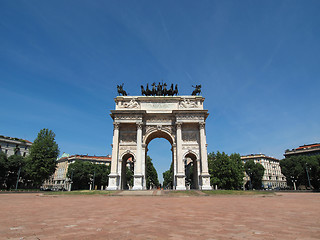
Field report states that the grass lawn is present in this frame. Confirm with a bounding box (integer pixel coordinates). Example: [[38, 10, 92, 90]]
[[202, 190, 275, 195], [43, 190, 116, 195]]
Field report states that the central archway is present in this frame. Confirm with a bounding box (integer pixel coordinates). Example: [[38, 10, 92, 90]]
[[144, 130, 175, 189], [107, 95, 211, 190]]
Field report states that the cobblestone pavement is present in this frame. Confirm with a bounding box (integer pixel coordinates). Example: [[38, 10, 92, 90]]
[[0, 192, 319, 240]]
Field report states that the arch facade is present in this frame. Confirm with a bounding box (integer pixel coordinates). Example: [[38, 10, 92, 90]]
[[107, 96, 211, 190]]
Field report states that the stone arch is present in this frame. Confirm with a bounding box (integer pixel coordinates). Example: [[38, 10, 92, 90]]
[[144, 129, 175, 189], [144, 129, 175, 146], [107, 95, 211, 191], [120, 152, 135, 190], [120, 150, 136, 161], [184, 150, 199, 160], [184, 151, 199, 189]]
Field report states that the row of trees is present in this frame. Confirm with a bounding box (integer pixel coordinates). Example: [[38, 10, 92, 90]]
[[67, 160, 110, 190], [0, 129, 59, 190], [280, 155, 320, 189]]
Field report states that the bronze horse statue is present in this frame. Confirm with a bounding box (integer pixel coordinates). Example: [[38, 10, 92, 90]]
[[117, 84, 127, 96], [191, 85, 201, 96]]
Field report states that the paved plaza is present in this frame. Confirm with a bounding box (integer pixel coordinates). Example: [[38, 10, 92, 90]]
[[0, 192, 319, 239]]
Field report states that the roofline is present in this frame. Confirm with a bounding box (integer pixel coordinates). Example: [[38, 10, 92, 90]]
[[0, 136, 33, 145], [241, 154, 279, 161]]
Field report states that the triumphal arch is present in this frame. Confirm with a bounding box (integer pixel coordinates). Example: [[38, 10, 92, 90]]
[[107, 85, 211, 190]]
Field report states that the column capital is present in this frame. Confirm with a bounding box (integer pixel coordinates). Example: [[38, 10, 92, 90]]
[[113, 122, 120, 130], [176, 122, 182, 129], [199, 122, 205, 129], [136, 122, 143, 130]]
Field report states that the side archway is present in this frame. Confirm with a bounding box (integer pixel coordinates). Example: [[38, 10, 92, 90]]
[[120, 152, 134, 190], [184, 151, 199, 189]]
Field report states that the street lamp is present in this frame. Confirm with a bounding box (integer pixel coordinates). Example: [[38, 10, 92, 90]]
[[290, 176, 297, 190], [305, 164, 311, 189], [247, 167, 252, 190], [15, 165, 22, 191]]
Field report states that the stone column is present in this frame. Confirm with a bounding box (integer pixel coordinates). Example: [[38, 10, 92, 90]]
[[142, 144, 146, 190], [175, 122, 186, 190], [107, 123, 120, 190], [133, 122, 143, 190], [196, 158, 201, 189], [199, 122, 211, 190], [171, 144, 177, 189]]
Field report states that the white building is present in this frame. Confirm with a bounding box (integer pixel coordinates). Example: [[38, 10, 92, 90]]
[[241, 154, 287, 189], [42, 153, 111, 191], [0, 135, 32, 157]]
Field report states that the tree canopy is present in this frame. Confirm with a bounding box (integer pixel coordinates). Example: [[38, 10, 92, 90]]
[[163, 161, 174, 189], [146, 156, 159, 189], [244, 160, 265, 189], [0, 151, 8, 189], [280, 155, 320, 189], [208, 151, 244, 190], [25, 128, 59, 187], [67, 160, 110, 190]]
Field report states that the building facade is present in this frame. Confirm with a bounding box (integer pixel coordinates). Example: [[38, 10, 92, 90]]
[[241, 154, 287, 189], [284, 143, 320, 158], [0, 135, 32, 157], [42, 154, 111, 191]]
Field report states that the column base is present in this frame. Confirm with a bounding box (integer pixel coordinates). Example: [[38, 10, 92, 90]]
[[175, 173, 186, 191], [107, 174, 120, 190], [176, 186, 187, 190], [200, 174, 211, 190], [132, 174, 143, 190], [200, 185, 212, 190], [106, 186, 119, 191]]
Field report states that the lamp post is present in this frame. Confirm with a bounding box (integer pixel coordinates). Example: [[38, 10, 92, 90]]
[[92, 170, 96, 190], [305, 164, 311, 189], [290, 176, 297, 190], [248, 167, 252, 190], [68, 170, 73, 191], [15, 165, 21, 191]]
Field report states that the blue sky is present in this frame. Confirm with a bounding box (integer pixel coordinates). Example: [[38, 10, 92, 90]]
[[1, 0, 320, 183]]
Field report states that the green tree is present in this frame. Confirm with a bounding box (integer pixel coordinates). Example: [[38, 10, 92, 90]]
[[0, 152, 8, 189], [280, 155, 320, 190], [126, 165, 134, 189], [208, 151, 244, 190], [93, 164, 111, 189], [146, 156, 159, 189], [5, 155, 25, 190], [67, 160, 94, 190], [307, 155, 320, 189], [163, 161, 173, 189], [244, 160, 265, 189], [25, 129, 59, 187]]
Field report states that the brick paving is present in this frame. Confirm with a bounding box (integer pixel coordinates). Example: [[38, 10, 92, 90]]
[[0, 192, 319, 240]]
